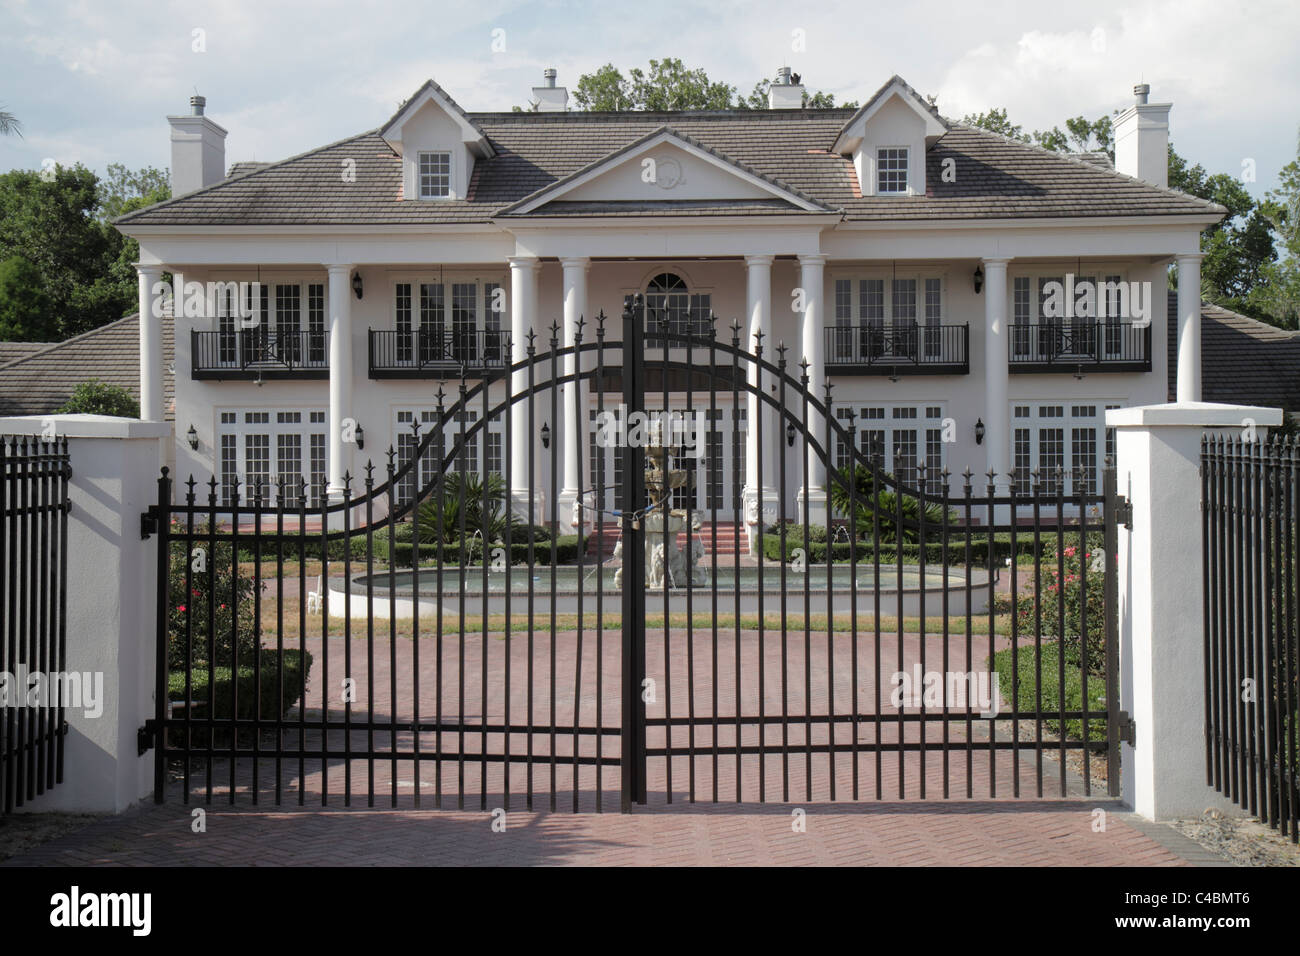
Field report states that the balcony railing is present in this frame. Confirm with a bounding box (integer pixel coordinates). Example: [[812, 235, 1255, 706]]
[[824, 323, 969, 375], [191, 330, 329, 380], [368, 328, 507, 378], [1008, 320, 1151, 372]]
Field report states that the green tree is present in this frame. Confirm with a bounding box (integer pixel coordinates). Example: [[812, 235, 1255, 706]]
[[0, 255, 55, 341], [98, 162, 169, 222], [572, 64, 635, 111], [568, 61, 855, 112], [1247, 129, 1300, 328], [56, 379, 140, 417]]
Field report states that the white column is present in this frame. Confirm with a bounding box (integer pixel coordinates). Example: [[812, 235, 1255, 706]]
[[743, 255, 777, 550], [1108, 402, 1281, 819], [982, 258, 1011, 483], [559, 257, 589, 529], [797, 254, 827, 526], [1176, 254, 1203, 403], [137, 264, 165, 422], [326, 264, 354, 498], [509, 256, 540, 518]]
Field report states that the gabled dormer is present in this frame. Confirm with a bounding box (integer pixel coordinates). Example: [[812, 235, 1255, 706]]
[[831, 75, 946, 197], [381, 79, 494, 201]]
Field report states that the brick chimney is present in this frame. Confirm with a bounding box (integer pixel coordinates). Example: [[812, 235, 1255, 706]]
[[167, 95, 228, 196], [1114, 83, 1171, 189]]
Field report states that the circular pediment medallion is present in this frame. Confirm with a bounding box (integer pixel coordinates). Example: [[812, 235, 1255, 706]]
[[655, 156, 684, 190]]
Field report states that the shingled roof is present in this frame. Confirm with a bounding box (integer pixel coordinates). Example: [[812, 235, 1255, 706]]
[[0, 313, 175, 419], [116, 100, 1223, 227], [1166, 291, 1300, 412]]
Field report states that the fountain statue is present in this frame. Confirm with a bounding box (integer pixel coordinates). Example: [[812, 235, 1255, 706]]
[[613, 419, 708, 590]]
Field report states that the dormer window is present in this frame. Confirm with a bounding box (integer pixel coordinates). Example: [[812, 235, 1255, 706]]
[[877, 147, 909, 194], [418, 151, 451, 199]]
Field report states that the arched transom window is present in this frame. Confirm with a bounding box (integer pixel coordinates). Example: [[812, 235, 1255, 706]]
[[644, 272, 712, 341]]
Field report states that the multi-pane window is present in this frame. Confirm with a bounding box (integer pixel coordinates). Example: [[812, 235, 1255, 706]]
[[307, 283, 325, 363], [645, 273, 712, 340], [1012, 276, 1032, 357], [395, 283, 414, 362], [452, 283, 477, 360], [1103, 274, 1125, 355], [876, 147, 909, 194], [833, 405, 944, 491], [418, 151, 451, 199], [1010, 403, 1111, 497], [831, 275, 943, 363], [706, 409, 724, 510], [924, 278, 942, 358], [215, 409, 326, 507]]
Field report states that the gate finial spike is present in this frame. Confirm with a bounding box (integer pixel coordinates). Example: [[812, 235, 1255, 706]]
[[575, 313, 586, 344], [386, 445, 396, 469], [730, 319, 741, 346], [435, 385, 446, 409], [549, 319, 561, 344], [526, 328, 537, 353], [364, 461, 375, 484]]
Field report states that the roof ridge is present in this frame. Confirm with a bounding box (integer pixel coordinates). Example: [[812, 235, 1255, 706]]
[[114, 129, 387, 225], [950, 123, 1228, 215]]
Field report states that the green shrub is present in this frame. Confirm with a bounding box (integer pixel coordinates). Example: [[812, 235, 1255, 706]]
[[1013, 532, 1106, 672], [57, 378, 140, 418], [169, 521, 257, 670], [991, 641, 1107, 742], [167, 649, 312, 749]]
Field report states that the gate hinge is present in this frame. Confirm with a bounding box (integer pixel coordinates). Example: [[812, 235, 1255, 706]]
[[1117, 710, 1136, 746], [1113, 495, 1133, 531], [138, 719, 160, 755], [141, 507, 160, 540]]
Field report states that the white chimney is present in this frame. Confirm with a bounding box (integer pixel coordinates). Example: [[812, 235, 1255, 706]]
[[767, 66, 804, 109], [167, 95, 227, 196], [1114, 82, 1170, 189], [532, 68, 568, 112]]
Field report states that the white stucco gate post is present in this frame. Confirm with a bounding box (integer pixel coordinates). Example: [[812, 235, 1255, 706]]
[[0, 414, 170, 812], [1107, 401, 1281, 820]]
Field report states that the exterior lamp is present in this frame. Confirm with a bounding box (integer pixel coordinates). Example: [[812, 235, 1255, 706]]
[[541, 422, 551, 449], [355, 424, 365, 450], [186, 424, 199, 450], [973, 266, 984, 294], [975, 418, 985, 445], [352, 270, 363, 299], [786, 421, 796, 447]]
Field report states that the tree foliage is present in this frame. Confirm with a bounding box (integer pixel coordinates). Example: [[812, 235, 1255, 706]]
[[568, 59, 855, 112], [56, 379, 141, 417], [0, 255, 55, 341], [0, 162, 169, 341]]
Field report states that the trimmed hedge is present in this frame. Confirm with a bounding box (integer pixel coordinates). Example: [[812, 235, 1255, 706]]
[[167, 648, 312, 749], [761, 532, 1043, 566], [391, 534, 585, 567]]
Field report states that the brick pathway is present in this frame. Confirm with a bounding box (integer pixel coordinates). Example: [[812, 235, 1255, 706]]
[[6, 798, 1188, 867]]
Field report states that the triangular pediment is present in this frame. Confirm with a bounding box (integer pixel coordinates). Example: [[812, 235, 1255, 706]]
[[499, 127, 829, 215], [832, 75, 947, 155], [380, 79, 494, 158]]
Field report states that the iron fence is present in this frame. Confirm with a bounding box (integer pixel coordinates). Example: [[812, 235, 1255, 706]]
[[0, 436, 71, 814], [1203, 435, 1299, 842]]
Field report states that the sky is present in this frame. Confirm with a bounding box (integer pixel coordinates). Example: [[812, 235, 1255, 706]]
[[1, 0, 1298, 199]]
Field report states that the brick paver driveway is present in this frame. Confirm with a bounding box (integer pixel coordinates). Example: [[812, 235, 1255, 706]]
[[3, 623, 1210, 867]]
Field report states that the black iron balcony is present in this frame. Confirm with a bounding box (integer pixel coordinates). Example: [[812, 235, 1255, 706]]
[[1008, 320, 1151, 373], [368, 328, 507, 378], [824, 323, 969, 375], [191, 329, 329, 380]]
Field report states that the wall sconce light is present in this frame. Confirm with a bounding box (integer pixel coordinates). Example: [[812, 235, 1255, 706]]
[[186, 423, 199, 450], [973, 265, 984, 294], [355, 424, 365, 450], [786, 421, 796, 447], [975, 418, 985, 445], [541, 422, 551, 449], [352, 270, 363, 300]]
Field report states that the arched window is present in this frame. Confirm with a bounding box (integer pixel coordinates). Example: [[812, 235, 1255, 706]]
[[644, 272, 711, 342]]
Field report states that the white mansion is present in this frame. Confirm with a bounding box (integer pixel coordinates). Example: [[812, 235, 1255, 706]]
[[117, 72, 1220, 540]]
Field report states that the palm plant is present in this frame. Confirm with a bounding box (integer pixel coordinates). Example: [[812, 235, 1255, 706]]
[[0, 107, 22, 138], [415, 471, 521, 546], [829, 463, 951, 543]]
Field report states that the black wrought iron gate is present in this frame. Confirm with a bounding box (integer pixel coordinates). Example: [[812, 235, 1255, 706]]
[[147, 298, 1124, 811]]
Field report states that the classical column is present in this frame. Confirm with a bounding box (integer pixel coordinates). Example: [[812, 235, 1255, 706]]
[[1175, 254, 1203, 402], [559, 257, 590, 529], [326, 264, 354, 498], [743, 255, 776, 550], [797, 254, 827, 526], [137, 264, 165, 423], [981, 258, 1011, 483], [509, 256, 540, 517]]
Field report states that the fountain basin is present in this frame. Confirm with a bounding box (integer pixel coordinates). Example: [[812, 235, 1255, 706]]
[[326, 564, 992, 621]]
